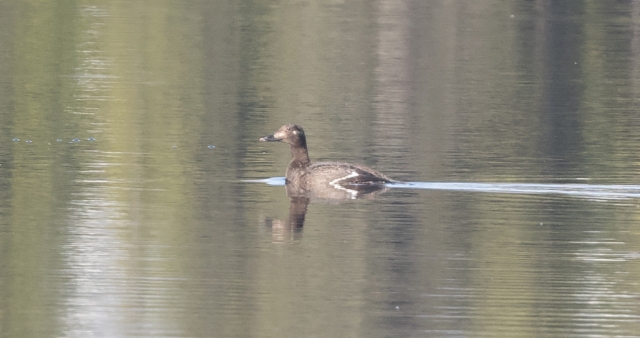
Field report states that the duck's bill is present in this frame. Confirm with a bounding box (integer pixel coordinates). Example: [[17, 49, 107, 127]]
[[259, 134, 281, 142]]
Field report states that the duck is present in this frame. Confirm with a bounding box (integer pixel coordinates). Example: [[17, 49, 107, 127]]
[[260, 124, 397, 192]]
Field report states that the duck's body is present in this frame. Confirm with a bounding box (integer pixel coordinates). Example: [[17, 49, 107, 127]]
[[288, 161, 394, 188], [260, 124, 396, 192]]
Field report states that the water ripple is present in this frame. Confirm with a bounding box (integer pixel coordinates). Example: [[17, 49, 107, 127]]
[[390, 182, 640, 200]]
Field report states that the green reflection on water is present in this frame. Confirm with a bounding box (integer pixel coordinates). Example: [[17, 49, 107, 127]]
[[0, 1, 639, 337]]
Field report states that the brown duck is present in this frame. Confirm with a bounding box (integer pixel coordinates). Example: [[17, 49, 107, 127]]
[[260, 124, 396, 192]]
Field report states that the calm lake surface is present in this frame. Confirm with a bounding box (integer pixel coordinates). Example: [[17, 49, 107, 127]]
[[1, 1, 640, 337]]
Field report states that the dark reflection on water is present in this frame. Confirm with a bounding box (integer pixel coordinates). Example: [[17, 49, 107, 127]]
[[249, 177, 390, 238], [1, 0, 640, 337]]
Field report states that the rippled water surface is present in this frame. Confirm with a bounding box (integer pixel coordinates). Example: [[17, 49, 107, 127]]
[[1, 1, 640, 337]]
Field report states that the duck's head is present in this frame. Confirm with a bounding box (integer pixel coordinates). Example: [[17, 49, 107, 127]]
[[260, 124, 307, 148]]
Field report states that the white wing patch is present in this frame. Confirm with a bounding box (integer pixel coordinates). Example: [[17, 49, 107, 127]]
[[329, 171, 360, 199]]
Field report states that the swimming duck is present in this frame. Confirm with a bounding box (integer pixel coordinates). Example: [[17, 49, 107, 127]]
[[260, 124, 396, 191]]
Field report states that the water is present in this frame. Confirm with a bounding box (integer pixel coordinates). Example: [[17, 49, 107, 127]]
[[1, 1, 640, 337]]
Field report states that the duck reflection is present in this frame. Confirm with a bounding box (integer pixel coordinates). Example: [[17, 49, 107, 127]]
[[264, 181, 389, 240]]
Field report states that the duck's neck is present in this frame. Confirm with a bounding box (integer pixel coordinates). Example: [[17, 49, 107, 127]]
[[290, 145, 310, 165]]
